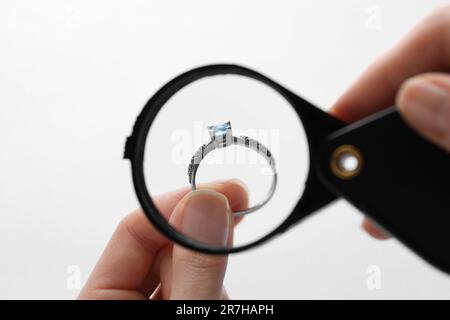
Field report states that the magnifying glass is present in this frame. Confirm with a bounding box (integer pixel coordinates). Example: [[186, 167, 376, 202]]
[[124, 64, 450, 275]]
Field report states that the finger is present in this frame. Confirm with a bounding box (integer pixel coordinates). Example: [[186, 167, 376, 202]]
[[331, 6, 450, 122], [153, 250, 230, 300], [152, 179, 248, 220], [152, 180, 248, 300], [79, 179, 248, 300], [362, 218, 391, 240], [397, 73, 450, 152], [79, 185, 214, 299], [170, 190, 232, 300]]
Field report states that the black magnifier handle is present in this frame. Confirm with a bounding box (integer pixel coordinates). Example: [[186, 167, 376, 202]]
[[318, 106, 450, 274]]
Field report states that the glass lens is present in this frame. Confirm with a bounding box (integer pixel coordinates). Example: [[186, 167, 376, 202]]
[[143, 74, 308, 250]]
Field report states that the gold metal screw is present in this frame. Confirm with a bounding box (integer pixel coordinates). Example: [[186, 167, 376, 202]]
[[330, 145, 363, 180]]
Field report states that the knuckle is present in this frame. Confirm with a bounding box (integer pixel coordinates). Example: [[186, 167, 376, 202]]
[[117, 211, 139, 236]]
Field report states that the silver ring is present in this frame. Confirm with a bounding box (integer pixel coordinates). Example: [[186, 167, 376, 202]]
[[187, 121, 277, 217]]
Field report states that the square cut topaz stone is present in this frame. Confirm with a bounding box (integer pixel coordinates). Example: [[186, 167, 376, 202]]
[[208, 121, 232, 139], [208, 121, 232, 147]]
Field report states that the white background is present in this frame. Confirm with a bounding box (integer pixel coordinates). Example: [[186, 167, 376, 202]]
[[1, 0, 450, 299]]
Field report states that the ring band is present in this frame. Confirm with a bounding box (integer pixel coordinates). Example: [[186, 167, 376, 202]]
[[187, 121, 277, 216]]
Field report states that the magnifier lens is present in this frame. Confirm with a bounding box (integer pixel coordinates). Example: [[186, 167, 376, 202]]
[[143, 74, 308, 251]]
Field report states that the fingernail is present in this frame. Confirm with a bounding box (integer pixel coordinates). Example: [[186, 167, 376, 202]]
[[399, 79, 450, 137], [362, 218, 391, 240], [181, 190, 230, 246]]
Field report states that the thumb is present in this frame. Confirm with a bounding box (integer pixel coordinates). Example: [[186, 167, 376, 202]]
[[169, 189, 232, 300], [397, 73, 450, 153]]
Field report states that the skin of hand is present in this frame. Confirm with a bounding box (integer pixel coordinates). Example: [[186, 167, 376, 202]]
[[79, 179, 248, 300], [330, 5, 450, 240], [80, 6, 450, 300]]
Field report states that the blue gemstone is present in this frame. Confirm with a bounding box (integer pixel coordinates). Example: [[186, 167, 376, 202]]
[[211, 122, 231, 137]]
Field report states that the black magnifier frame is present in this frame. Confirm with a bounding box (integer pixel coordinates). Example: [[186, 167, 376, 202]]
[[124, 64, 345, 255], [124, 64, 450, 276]]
